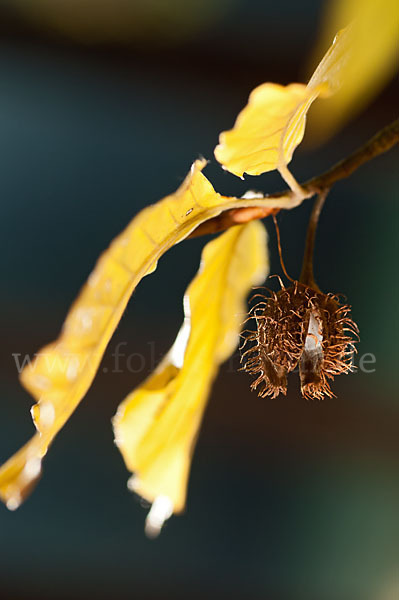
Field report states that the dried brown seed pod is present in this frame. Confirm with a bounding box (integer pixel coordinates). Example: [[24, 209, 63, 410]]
[[240, 281, 359, 400]]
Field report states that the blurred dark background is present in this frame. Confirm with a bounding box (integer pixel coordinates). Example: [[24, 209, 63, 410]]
[[0, 1, 398, 599]]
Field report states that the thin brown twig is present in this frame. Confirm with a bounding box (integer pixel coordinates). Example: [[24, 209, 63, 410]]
[[189, 118, 399, 238], [272, 214, 295, 283]]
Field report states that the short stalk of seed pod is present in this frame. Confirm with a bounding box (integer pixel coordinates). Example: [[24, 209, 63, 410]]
[[299, 189, 329, 290]]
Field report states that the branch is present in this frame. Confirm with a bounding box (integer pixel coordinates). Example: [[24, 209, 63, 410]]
[[303, 118, 399, 193], [190, 119, 399, 238]]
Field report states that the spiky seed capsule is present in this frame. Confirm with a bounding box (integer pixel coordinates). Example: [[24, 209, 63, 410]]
[[240, 281, 359, 400]]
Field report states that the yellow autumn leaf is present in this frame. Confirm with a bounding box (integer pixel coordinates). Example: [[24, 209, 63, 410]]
[[214, 24, 354, 184], [0, 160, 294, 510], [308, 0, 399, 138], [113, 220, 268, 536]]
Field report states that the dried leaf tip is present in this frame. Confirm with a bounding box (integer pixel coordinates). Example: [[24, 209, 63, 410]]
[[144, 495, 174, 539], [240, 281, 359, 400]]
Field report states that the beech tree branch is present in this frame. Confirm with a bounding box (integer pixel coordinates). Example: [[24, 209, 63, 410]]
[[303, 118, 399, 193], [189, 119, 399, 238]]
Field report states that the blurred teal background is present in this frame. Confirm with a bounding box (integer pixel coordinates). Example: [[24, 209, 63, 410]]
[[0, 1, 398, 599]]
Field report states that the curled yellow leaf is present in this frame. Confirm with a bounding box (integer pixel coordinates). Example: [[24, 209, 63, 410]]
[[309, 0, 399, 137], [113, 220, 268, 536], [0, 160, 292, 510], [214, 25, 354, 183]]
